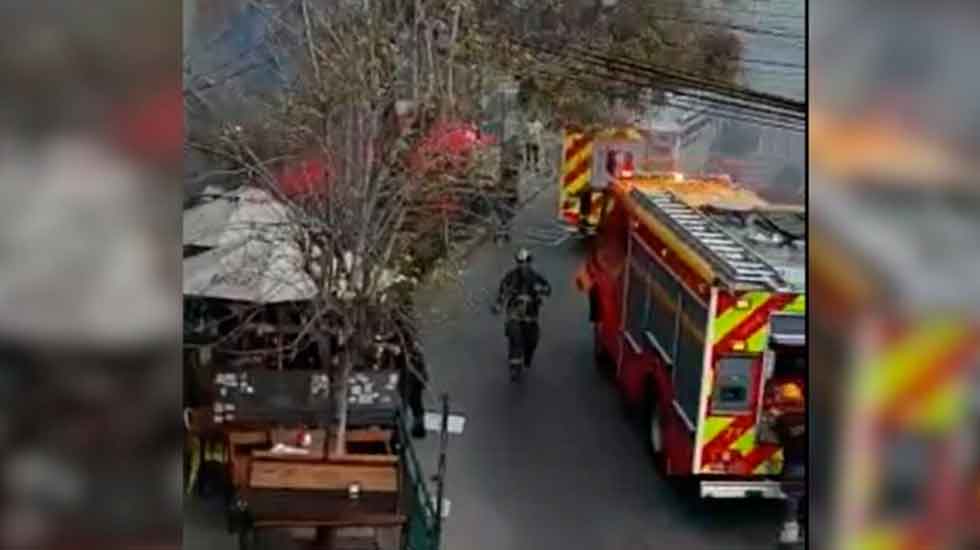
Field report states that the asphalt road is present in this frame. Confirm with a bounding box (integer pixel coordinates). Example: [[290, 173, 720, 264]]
[[408, 175, 785, 550], [184, 172, 787, 550]]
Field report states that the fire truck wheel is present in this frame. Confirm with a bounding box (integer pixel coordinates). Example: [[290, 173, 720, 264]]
[[593, 324, 613, 377], [646, 391, 667, 473]]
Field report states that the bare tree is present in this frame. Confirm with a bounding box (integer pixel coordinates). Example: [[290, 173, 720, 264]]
[[185, 0, 745, 451], [189, 0, 504, 453]]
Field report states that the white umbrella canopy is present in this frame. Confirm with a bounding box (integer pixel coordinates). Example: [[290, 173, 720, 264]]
[[183, 187, 316, 303], [183, 238, 317, 303], [182, 188, 237, 248], [183, 185, 292, 248], [182, 187, 408, 304], [215, 187, 293, 249]]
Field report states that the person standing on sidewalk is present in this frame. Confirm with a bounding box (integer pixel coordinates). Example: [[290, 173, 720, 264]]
[[525, 118, 543, 172]]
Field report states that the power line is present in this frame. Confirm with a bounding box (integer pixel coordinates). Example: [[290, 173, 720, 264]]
[[519, 43, 807, 125], [475, 16, 805, 114], [742, 58, 805, 69], [531, 68, 805, 133], [531, 58, 806, 127], [503, 35, 806, 122], [535, 61, 806, 128], [551, 40, 806, 111]]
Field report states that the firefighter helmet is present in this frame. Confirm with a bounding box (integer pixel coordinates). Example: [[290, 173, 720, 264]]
[[777, 381, 804, 404], [515, 248, 533, 264]]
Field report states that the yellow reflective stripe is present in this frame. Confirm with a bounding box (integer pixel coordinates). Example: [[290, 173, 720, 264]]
[[741, 294, 803, 351], [560, 133, 587, 194], [731, 428, 755, 455], [567, 143, 593, 171], [784, 294, 805, 313], [565, 151, 593, 195], [702, 416, 733, 446], [857, 320, 968, 407], [712, 292, 770, 344], [746, 326, 769, 352], [558, 134, 593, 197]]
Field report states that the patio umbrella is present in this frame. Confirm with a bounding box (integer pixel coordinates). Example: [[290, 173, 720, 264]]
[[183, 187, 315, 303]]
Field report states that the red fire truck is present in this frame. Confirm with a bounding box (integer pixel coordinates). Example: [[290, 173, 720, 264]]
[[576, 172, 806, 498], [558, 127, 652, 232]]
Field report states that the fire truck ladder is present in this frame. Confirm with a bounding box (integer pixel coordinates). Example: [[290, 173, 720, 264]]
[[630, 189, 788, 291]]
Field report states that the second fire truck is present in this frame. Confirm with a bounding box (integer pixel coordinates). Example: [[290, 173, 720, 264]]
[[576, 172, 806, 498]]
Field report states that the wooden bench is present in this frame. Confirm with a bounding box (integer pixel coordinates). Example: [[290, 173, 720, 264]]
[[249, 460, 398, 493], [240, 489, 405, 529]]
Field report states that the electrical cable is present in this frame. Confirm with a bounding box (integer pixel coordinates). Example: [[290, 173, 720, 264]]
[[531, 69, 806, 131], [532, 68, 805, 132], [520, 37, 805, 113], [471, 19, 805, 116], [480, 2, 804, 106], [521, 50, 806, 126]]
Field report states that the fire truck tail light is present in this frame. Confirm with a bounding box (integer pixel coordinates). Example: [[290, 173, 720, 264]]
[[722, 451, 732, 463], [735, 299, 750, 310], [732, 341, 746, 351]]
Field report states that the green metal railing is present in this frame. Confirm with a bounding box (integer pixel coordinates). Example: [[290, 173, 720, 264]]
[[398, 396, 449, 550]]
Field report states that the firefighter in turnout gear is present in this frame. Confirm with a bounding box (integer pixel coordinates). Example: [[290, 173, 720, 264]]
[[492, 249, 551, 377], [771, 381, 806, 546]]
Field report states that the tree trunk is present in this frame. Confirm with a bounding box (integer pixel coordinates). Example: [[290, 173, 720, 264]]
[[425, 21, 437, 104], [445, 5, 462, 116], [314, 329, 334, 430], [332, 345, 352, 457], [410, 0, 418, 104]]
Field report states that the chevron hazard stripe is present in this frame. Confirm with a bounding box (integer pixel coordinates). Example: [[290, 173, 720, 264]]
[[559, 131, 595, 224], [562, 134, 593, 195], [713, 293, 797, 354], [699, 292, 806, 474], [701, 413, 785, 474], [700, 415, 754, 470], [564, 134, 590, 162]]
